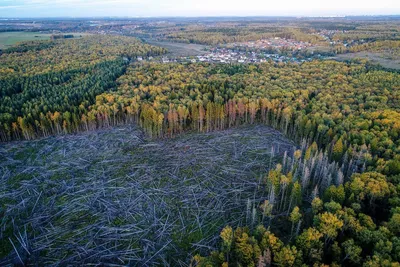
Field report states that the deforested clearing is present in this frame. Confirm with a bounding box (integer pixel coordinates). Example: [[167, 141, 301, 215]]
[[0, 124, 294, 266]]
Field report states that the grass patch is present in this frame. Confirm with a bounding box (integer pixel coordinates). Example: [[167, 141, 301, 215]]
[[0, 32, 91, 49]]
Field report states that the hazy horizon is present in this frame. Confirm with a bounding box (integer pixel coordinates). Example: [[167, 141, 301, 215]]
[[0, 0, 399, 18]]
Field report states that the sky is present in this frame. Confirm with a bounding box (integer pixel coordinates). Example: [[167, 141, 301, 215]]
[[0, 0, 399, 18]]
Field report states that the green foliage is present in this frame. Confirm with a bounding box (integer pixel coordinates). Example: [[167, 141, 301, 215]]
[[316, 212, 344, 242], [312, 197, 323, 214], [388, 213, 400, 234], [358, 213, 376, 230], [387, 160, 400, 176], [274, 245, 299, 266], [289, 206, 302, 224], [332, 138, 344, 162], [346, 172, 391, 202], [296, 228, 323, 264], [324, 201, 342, 213], [234, 228, 261, 267], [342, 239, 362, 264], [2, 26, 400, 266], [0, 35, 166, 141], [220, 225, 233, 253], [324, 185, 345, 204]]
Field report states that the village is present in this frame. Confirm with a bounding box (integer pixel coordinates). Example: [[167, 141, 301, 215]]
[[228, 37, 313, 50], [136, 46, 323, 64], [141, 37, 329, 64], [184, 47, 313, 63]]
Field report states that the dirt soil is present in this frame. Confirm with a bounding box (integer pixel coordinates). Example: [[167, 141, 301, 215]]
[[145, 39, 208, 57], [334, 51, 400, 70]]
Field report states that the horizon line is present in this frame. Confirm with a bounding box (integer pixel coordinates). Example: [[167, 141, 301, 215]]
[[1, 14, 400, 19]]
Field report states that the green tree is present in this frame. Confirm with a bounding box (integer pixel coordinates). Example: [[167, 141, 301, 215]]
[[312, 197, 323, 214], [316, 212, 344, 244], [296, 228, 323, 264], [290, 206, 302, 238], [220, 225, 233, 262], [274, 246, 299, 267], [342, 239, 362, 264], [388, 213, 400, 235], [323, 185, 345, 204], [333, 138, 344, 161]]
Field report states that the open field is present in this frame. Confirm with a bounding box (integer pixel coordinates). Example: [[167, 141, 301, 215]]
[[0, 32, 91, 49], [144, 39, 208, 56], [334, 51, 400, 70], [0, 124, 295, 266]]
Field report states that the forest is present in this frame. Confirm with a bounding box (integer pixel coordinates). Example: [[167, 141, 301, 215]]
[[0, 35, 166, 141], [1, 20, 400, 266], [78, 60, 400, 265], [132, 19, 400, 64], [131, 19, 399, 52], [160, 26, 327, 46]]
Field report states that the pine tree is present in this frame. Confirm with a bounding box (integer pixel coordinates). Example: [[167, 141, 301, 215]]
[[333, 138, 344, 162]]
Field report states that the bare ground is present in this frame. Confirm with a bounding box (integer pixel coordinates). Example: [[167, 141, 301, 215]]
[[334, 51, 400, 70], [144, 39, 208, 57], [0, 125, 295, 266]]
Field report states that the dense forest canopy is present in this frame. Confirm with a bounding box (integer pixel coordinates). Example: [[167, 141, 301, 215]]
[[0, 35, 165, 77], [89, 61, 400, 174], [0, 36, 166, 141]]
